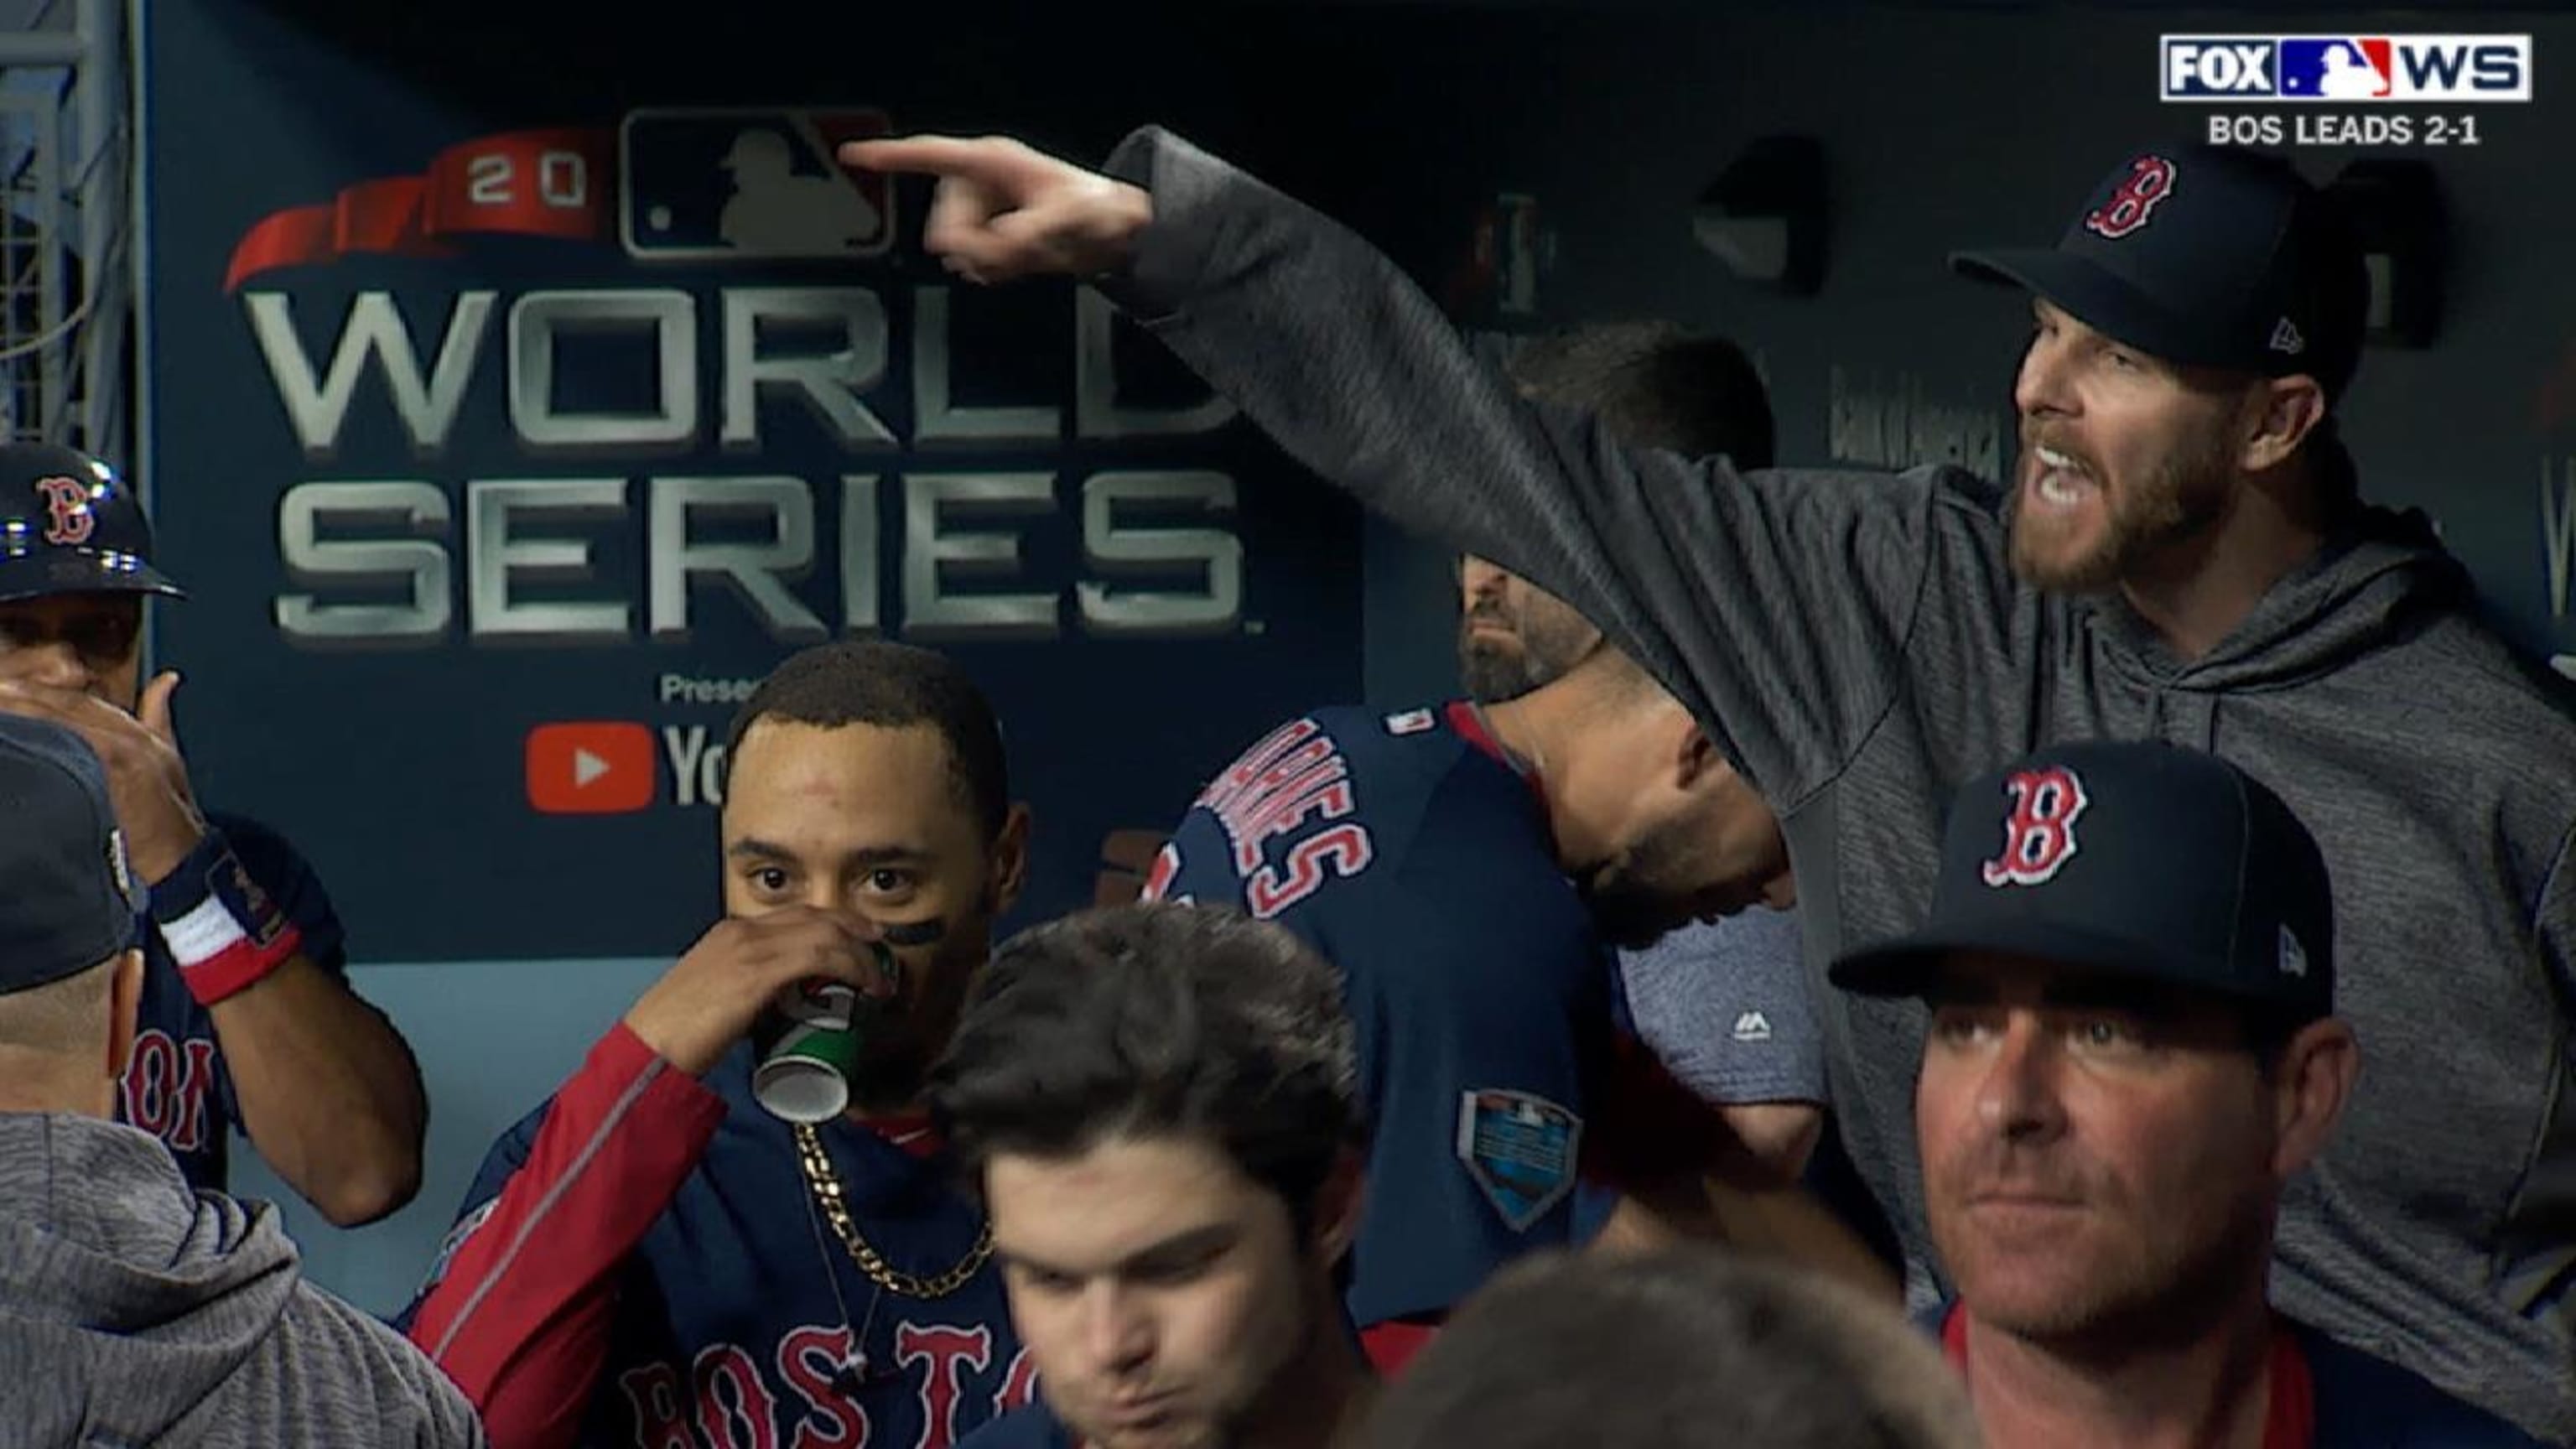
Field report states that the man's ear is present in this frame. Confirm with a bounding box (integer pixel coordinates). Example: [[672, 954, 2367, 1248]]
[[106, 948, 144, 1086], [1314, 1146, 1367, 1266], [2270, 1015, 2359, 1182], [1672, 717, 1731, 792], [989, 802, 1033, 917], [2240, 375, 2328, 475]]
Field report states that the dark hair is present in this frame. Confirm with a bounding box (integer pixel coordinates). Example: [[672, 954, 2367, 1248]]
[[723, 640, 1010, 840], [1358, 1249, 1981, 1449], [929, 901, 1363, 1234], [1506, 320, 1776, 468]]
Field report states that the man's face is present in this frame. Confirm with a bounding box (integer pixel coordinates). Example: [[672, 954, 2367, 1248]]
[[1915, 953, 2279, 1343], [1571, 756, 1790, 949], [989, 1135, 1322, 1449], [2007, 300, 2244, 592], [721, 719, 1021, 1110], [0, 594, 144, 711], [1457, 555, 1602, 704]]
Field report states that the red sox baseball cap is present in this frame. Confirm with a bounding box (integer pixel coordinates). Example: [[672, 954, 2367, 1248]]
[[1950, 145, 2370, 406], [1830, 740, 2334, 1025], [0, 714, 143, 995], [0, 441, 186, 605]]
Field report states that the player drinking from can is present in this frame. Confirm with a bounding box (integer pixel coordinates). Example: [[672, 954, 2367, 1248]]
[[403, 640, 1034, 1449]]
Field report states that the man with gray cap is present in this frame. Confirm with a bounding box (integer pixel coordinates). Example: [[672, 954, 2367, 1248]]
[[837, 129, 2576, 1435], [0, 714, 482, 1446], [1831, 740, 2540, 1447]]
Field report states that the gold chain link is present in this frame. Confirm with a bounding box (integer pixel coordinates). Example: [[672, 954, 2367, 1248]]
[[792, 1123, 992, 1299]]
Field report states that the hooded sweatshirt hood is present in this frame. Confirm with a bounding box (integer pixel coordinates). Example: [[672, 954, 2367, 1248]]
[[0, 1113, 300, 1443], [2090, 504, 2470, 698]]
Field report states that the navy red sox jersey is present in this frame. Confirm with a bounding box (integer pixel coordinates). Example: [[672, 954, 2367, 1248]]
[[402, 1022, 1031, 1449], [1143, 702, 1613, 1329], [122, 810, 347, 1192]]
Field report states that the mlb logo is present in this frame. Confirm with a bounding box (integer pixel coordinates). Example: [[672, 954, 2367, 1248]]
[[619, 108, 894, 261], [2278, 38, 2394, 97]]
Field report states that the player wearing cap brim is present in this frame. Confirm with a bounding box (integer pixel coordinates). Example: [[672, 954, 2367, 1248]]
[[1830, 740, 2543, 1448], [0, 439, 427, 1227], [828, 128, 2576, 1439]]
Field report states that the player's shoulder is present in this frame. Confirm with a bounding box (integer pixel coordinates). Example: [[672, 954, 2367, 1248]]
[[2297, 1322, 2550, 1446], [956, 1401, 1077, 1449]]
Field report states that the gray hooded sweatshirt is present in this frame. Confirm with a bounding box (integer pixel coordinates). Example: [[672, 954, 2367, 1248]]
[[1096, 127, 2576, 1439], [0, 1113, 483, 1447]]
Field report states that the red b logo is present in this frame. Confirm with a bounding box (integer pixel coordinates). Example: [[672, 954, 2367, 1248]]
[[2084, 156, 2177, 241], [1981, 766, 2090, 887], [34, 475, 92, 546]]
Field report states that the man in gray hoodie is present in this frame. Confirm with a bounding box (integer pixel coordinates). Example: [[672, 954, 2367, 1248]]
[[841, 132, 2576, 1438], [0, 713, 482, 1447]]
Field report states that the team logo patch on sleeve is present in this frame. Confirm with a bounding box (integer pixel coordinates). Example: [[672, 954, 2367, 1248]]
[[1455, 1089, 1581, 1232]]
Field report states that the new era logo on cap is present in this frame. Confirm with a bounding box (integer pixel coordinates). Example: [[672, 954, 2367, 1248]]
[[526, 721, 657, 815], [2269, 317, 2305, 355]]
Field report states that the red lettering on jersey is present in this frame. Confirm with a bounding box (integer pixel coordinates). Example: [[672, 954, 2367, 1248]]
[[1195, 718, 1320, 813], [1228, 759, 1351, 873], [121, 1031, 174, 1138], [177, 1037, 217, 1150], [776, 1326, 867, 1449], [695, 1343, 782, 1449], [993, 1347, 1041, 1414], [120, 1030, 216, 1153], [1980, 766, 2091, 887], [34, 475, 92, 546], [1139, 843, 1182, 904], [2084, 156, 2176, 240], [1246, 823, 1376, 918], [616, 1361, 698, 1449], [896, 1323, 992, 1449]]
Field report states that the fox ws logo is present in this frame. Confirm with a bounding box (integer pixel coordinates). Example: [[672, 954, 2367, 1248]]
[[619, 108, 895, 260], [2160, 34, 2532, 102]]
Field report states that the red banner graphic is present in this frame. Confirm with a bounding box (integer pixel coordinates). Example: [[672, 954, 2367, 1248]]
[[224, 127, 615, 292]]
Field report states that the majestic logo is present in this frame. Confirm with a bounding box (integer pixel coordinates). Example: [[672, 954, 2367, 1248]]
[[1981, 766, 2092, 887], [34, 475, 91, 546], [2084, 157, 2178, 241]]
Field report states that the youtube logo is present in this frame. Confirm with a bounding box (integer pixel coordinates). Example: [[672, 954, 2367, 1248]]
[[526, 722, 657, 814]]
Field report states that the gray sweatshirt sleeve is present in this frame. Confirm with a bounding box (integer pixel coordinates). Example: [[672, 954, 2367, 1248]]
[[1098, 126, 1943, 807]]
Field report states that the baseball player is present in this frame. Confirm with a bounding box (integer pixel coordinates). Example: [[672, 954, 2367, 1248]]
[[844, 132, 2576, 1438], [402, 641, 1031, 1449], [0, 439, 424, 1225], [1831, 740, 2544, 1447], [934, 903, 1374, 1449], [1141, 639, 1799, 1369]]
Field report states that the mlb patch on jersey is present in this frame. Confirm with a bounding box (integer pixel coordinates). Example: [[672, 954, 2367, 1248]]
[[618, 108, 895, 260], [1456, 1088, 1581, 1232], [1383, 708, 1436, 735]]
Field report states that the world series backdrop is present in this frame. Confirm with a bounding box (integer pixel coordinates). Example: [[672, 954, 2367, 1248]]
[[141, 6, 1381, 960], [143, 3, 2576, 969]]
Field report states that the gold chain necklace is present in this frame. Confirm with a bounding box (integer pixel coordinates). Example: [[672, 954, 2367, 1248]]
[[791, 1122, 993, 1298]]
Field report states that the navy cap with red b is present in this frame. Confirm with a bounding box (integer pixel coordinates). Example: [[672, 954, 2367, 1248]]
[[0, 714, 143, 995], [1830, 740, 2334, 1023], [0, 441, 185, 605], [1951, 145, 2369, 406]]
